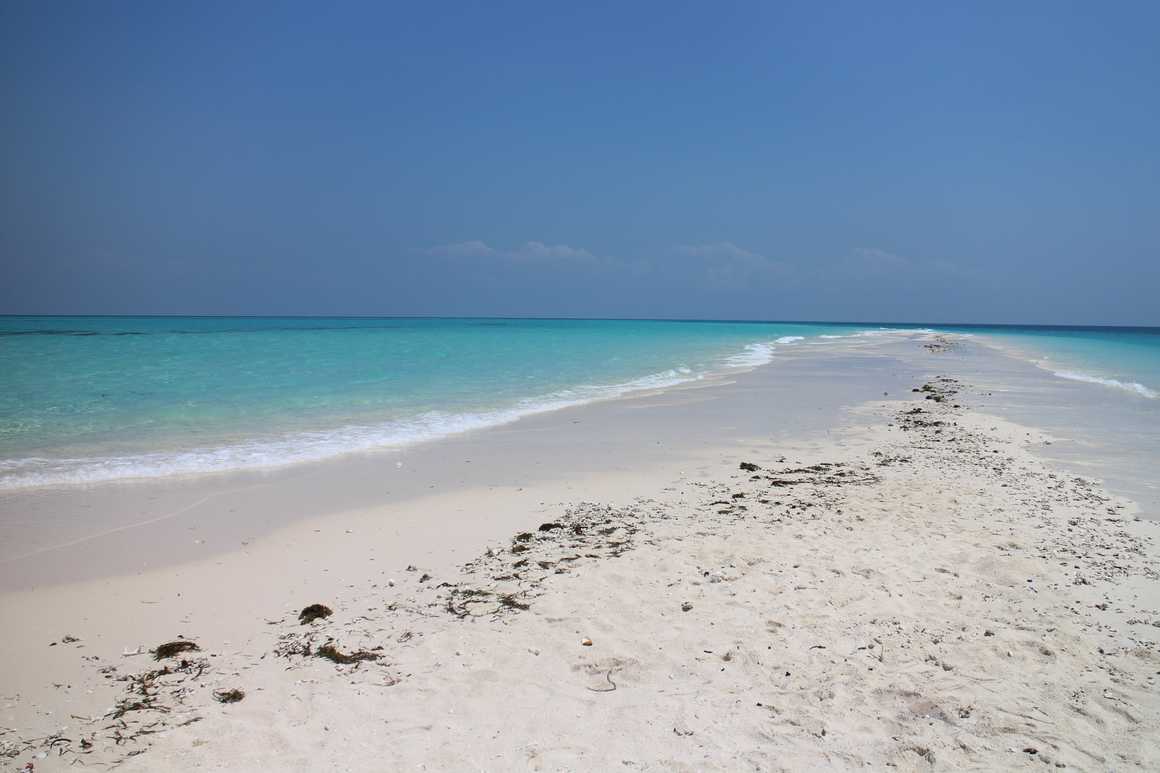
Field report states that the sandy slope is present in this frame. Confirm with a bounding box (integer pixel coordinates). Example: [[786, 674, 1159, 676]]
[[4, 371, 1159, 771]]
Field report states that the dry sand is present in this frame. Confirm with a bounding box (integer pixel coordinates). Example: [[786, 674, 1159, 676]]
[[2, 336, 1158, 771]]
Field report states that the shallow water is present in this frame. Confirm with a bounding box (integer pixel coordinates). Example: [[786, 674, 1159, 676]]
[[1, 317, 1155, 489]]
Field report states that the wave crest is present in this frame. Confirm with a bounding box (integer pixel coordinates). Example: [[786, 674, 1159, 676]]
[[725, 342, 776, 368], [0, 366, 707, 490], [1052, 370, 1158, 399]]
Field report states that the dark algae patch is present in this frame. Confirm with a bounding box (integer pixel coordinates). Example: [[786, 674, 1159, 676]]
[[152, 640, 199, 660], [298, 603, 333, 624], [316, 643, 380, 664], [213, 688, 245, 704]]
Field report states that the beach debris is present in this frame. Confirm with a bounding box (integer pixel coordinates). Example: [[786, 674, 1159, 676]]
[[923, 336, 954, 353], [298, 603, 333, 625], [581, 638, 593, 646], [273, 635, 313, 658], [681, 601, 693, 612], [739, 462, 760, 472], [212, 688, 245, 704], [315, 643, 380, 665], [911, 746, 936, 764], [586, 668, 616, 692], [152, 640, 199, 660], [499, 593, 531, 611], [445, 588, 525, 617], [442, 502, 642, 619]]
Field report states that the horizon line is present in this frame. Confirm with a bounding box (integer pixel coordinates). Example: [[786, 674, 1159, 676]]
[[0, 313, 1157, 330]]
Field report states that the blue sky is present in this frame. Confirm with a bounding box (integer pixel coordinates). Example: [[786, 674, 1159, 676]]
[[2, 1, 1157, 323]]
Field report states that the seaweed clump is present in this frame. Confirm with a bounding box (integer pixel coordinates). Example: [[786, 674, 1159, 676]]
[[298, 603, 333, 625], [213, 688, 245, 704], [316, 643, 380, 664], [152, 640, 199, 660]]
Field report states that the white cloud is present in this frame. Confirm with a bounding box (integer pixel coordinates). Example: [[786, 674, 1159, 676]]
[[421, 240, 601, 263], [839, 247, 972, 279], [676, 242, 765, 262], [509, 241, 597, 261], [422, 240, 498, 258], [845, 247, 910, 272], [674, 242, 788, 284]]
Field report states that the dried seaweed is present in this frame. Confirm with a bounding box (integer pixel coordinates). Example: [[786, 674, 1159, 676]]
[[298, 603, 333, 625], [316, 643, 379, 664], [152, 641, 199, 660]]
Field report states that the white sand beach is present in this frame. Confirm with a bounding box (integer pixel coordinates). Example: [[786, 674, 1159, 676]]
[[2, 334, 1158, 771]]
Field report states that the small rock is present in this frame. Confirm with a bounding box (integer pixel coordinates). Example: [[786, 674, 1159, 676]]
[[581, 638, 593, 647], [681, 602, 693, 612]]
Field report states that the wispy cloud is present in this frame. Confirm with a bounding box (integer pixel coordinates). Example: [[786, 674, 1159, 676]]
[[840, 247, 972, 279], [674, 242, 789, 285], [509, 241, 598, 261], [848, 247, 910, 271], [675, 242, 766, 262], [421, 240, 598, 262], [422, 240, 498, 258]]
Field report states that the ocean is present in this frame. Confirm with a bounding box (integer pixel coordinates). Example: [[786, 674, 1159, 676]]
[[1, 317, 1156, 490]]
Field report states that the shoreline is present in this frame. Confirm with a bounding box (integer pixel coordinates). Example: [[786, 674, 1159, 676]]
[[2, 335, 1158, 770], [5, 322, 1154, 496], [3, 330, 1156, 595], [0, 333, 926, 590]]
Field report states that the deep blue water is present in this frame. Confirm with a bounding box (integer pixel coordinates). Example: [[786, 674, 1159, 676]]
[[1, 317, 1156, 489]]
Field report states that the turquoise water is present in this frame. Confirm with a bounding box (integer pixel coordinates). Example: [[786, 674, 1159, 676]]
[[1, 317, 1156, 489], [0, 317, 848, 488], [952, 326, 1160, 399]]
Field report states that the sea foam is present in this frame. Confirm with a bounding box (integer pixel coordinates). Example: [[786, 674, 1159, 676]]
[[725, 342, 776, 368], [1052, 370, 1158, 399], [0, 365, 709, 490]]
